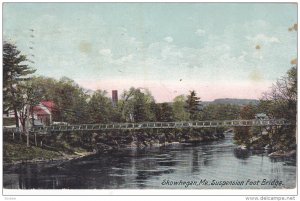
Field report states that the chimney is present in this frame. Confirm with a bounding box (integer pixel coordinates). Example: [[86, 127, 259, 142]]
[[112, 90, 118, 107]]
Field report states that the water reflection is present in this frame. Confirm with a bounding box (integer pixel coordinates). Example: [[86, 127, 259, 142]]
[[192, 149, 199, 173], [233, 149, 250, 159], [3, 134, 296, 189]]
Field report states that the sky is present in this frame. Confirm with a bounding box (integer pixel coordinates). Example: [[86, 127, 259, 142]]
[[3, 3, 297, 102]]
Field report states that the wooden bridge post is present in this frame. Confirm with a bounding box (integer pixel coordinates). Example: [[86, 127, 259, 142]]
[[34, 132, 37, 146], [19, 130, 22, 142], [129, 129, 134, 142], [26, 130, 30, 147]]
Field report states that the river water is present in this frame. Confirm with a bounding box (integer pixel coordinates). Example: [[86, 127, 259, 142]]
[[3, 133, 296, 189]]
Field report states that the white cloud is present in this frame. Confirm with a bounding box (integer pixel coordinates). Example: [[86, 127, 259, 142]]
[[164, 36, 173, 43], [243, 20, 268, 30], [89, 26, 287, 86], [246, 34, 280, 44], [99, 49, 112, 57], [195, 29, 206, 37], [112, 54, 134, 65]]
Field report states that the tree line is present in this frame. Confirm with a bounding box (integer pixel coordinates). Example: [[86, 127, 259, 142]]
[[3, 41, 242, 128], [4, 73, 242, 125], [3, 41, 297, 151]]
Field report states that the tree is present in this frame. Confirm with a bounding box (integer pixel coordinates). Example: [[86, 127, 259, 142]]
[[51, 77, 90, 124], [259, 66, 297, 150], [26, 76, 58, 101], [120, 87, 156, 122], [17, 80, 42, 146], [143, 89, 157, 122], [3, 41, 36, 128], [234, 105, 257, 146], [185, 90, 201, 120], [234, 66, 297, 150], [88, 90, 114, 123], [261, 66, 297, 123], [201, 104, 240, 120], [119, 87, 136, 121], [155, 103, 174, 122], [172, 95, 189, 121], [239, 105, 256, 120], [133, 90, 147, 122]]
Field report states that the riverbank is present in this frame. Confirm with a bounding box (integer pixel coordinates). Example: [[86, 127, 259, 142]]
[[3, 129, 225, 165], [3, 142, 95, 166]]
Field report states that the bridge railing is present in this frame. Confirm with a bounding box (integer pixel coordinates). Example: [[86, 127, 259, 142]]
[[3, 119, 291, 134]]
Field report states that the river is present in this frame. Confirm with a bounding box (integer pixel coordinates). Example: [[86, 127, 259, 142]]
[[3, 133, 296, 189]]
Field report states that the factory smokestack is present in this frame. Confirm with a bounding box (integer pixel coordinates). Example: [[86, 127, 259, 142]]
[[112, 90, 118, 107]]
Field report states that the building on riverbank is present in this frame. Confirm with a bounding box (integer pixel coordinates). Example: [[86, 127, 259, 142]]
[[32, 101, 55, 126]]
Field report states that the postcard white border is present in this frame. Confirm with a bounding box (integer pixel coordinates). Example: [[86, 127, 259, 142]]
[[0, 0, 298, 199]]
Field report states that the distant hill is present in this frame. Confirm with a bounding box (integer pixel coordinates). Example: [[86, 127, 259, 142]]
[[202, 98, 259, 106]]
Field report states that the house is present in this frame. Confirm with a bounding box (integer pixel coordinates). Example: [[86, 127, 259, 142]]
[[3, 101, 55, 127], [32, 101, 55, 126]]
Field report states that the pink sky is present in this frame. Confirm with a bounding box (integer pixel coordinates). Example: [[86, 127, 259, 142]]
[[76, 79, 273, 103]]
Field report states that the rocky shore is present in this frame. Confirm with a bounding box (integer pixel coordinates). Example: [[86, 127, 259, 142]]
[[234, 145, 296, 159], [268, 150, 296, 158], [92, 129, 225, 153]]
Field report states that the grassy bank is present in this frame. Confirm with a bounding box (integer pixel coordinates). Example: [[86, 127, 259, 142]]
[[3, 141, 95, 164], [3, 142, 63, 163]]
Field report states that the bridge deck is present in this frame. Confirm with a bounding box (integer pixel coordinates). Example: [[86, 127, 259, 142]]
[[3, 119, 290, 134]]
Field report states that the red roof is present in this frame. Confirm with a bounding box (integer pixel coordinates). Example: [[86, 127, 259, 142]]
[[41, 101, 55, 112], [32, 101, 55, 115]]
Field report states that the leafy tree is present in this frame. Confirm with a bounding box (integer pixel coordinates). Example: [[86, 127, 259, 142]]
[[29, 76, 91, 124], [155, 103, 174, 122], [185, 90, 201, 120], [87, 90, 115, 123], [17, 80, 43, 146], [53, 77, 90, 124], [259, 66, 297, 150], [3, 41, 36, 128], [26, 76, 58, 100], [234, 105, 257, 146], [261, 66, 297, 123], [239, 105, 256, 120], [172, 95, 189, 121], [201, 104, 240, 120], [233, 127, 251, 146], [119, 87, 137, 122], [120, 87, 156, 122], [133, 90, 147, 122], [143, 89, 157, 121]]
